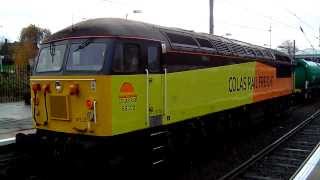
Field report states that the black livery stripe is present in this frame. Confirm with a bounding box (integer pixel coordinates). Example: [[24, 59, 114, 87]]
[[164, 51, 292, 78]]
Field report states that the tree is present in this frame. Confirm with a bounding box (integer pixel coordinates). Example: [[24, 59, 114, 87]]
[[14, 41, 37, 65], [14, 24, 51, 65], [0, 38, 14, 64], [277, 40, 299, 57], [0, 38, 8, 55], [19, 24, 51, 45]]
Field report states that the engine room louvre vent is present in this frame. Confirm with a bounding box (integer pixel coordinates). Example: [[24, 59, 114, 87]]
[[210, 40, 231, 54], [165, 32, 198, 47]]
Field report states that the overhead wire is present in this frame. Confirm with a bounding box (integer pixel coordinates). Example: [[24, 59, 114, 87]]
[[285, 8, 319, 41], [285, 7, 319, 50], [299, 25, 316, 50], [221, 0, 298, 30], [286, 9, 317, 32], [217, 21, 269, 32], [220, 0, 319, 50]]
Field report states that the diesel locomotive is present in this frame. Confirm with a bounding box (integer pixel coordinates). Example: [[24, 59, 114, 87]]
[[21, 18, 302, 173]]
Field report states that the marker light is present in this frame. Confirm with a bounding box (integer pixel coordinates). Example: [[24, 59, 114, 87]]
[[69, 84, 79, 96], [86, 99, 94, 109], [42, 84, 51, 94], [32, 83, 41, 93]]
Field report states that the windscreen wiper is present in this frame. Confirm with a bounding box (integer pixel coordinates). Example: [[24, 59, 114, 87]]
[[74, 39, 92, 52], [49, 43, 55, 63]]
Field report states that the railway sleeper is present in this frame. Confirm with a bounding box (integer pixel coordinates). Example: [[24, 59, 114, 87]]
[[284, 144, 316, 151], [282, 147, 311, 153], [260, 158, 301, 168], [262, 156, 303, 166], [272, 152, 308, 161], [244, 166, 292, 180], [242, 168, 284, 180], [298, 132, 320, 137], [293, 136, 320, 143], [292, 140, 317, 146], [241, 172, 282, 180], [268, 155, 304, 163], [275, 148, 310, 157]]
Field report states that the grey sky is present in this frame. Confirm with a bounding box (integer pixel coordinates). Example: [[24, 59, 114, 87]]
[[0, 0, 319, 50]]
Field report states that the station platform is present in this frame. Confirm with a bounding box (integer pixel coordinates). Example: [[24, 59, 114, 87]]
[[0, 102, 34, 140], [292, 144, 320, 180]]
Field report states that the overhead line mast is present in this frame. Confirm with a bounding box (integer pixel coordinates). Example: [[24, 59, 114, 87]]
[[209, 0, 214, 35], [269, 24, 272, 49]]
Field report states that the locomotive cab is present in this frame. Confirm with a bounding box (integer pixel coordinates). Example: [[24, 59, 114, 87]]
[[31, 37, 165, 137]]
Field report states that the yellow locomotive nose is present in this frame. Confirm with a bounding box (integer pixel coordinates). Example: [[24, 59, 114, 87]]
[[30, 76, 112, 136]]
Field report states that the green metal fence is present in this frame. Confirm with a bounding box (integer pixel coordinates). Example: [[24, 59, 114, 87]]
[[0, 65, 31, 103]]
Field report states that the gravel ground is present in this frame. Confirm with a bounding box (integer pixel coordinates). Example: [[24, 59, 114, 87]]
[[0, 102, 33, 139]]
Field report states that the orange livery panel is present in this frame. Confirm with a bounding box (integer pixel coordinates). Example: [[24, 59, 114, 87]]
[[253, 62, 293, 102]]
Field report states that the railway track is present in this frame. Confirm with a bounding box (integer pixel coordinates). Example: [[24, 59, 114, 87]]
[[219, 109, 320, 180]]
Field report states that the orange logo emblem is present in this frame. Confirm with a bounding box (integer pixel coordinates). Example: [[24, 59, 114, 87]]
[[119, 82, 136, 97], [119, 82, 137, 111]]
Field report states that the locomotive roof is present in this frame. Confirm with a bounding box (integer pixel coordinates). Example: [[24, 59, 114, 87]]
[[45, 18, 167, 42], [45, 18, 291, 63]]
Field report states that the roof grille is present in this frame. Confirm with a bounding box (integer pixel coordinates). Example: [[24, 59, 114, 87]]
[[254, 49, 265, 57], [229, 43, 247, 56], [165, 32, 198, 47], [263, 50, 274, 59], [211, 40, 231, 54]]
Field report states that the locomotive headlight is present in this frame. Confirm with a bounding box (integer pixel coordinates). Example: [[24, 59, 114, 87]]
[[85, 99, 94, 109], [69, 83, 79, 96], [55, 81, 62, 93]]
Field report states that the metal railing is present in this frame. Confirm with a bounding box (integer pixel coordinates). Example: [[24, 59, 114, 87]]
[[0, 65, 31, 103]]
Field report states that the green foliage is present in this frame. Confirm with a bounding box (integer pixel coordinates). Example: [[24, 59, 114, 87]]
[[14, 24, 51, 65]]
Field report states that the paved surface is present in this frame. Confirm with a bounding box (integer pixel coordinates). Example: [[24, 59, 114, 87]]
[[293, 144, 320, 180], [0, 102, 34, 139]]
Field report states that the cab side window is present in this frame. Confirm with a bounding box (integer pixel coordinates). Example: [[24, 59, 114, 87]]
[[148, 46, 160, 72], [113, 44, 140, 73]]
